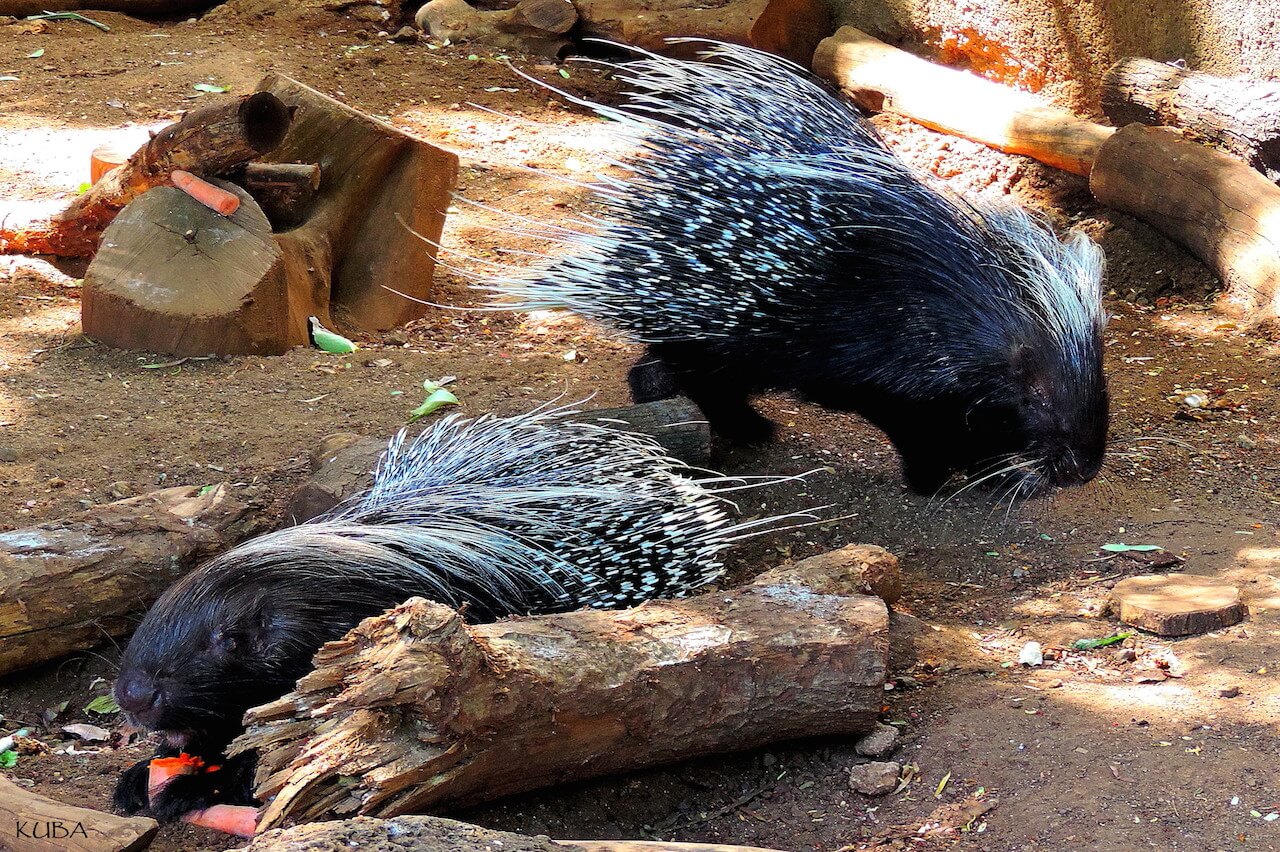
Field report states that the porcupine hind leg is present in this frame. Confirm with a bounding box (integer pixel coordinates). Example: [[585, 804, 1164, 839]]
[[629, 344, 776, 445]]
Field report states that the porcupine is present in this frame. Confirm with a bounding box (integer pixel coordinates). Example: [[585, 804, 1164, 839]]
[[481, 42, 1110, 496], [112, 404, 790, 822]]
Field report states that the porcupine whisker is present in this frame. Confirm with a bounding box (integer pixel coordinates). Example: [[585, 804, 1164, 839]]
[[939, 458, 1040, 509], [448, 193, 595, 235]]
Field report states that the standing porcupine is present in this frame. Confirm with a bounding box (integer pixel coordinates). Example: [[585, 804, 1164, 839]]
[[112, 403, 791, 822], [485, 42, 1109, 495]]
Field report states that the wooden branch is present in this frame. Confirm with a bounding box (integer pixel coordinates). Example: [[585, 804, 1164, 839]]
[[415, 0, 578, 57], [79, 75, 459, 355], [0, 92, 290, 258], [1090, 124, 1280, 321], [812, 26, 1114, 176], [233, 163, 323, 229], [1102, 58, 1280, 183], [234, 546, 892, 828], [0, 484, 263, 676], [0, 759, 158, 852], [238, 813, 791, 852], [284, 398, 714, 524]]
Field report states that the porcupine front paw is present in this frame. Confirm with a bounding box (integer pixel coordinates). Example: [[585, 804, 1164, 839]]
[[112, 757, 153, 815]]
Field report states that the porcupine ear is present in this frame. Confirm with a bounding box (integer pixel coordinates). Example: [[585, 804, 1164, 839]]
[[1010, 343, 1051, 406]]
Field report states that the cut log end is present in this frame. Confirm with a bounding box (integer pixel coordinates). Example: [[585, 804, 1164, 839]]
[[1112, 573, 1245, 637], [0, 773, 158, 852]]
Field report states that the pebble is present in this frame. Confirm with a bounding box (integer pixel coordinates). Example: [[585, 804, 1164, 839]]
[[848, 761, 901, 796], [855, 723, 900, 758], [107, 481, 133, 499], [1236, 434, 1257, 450], [392, 25, 419, 42], [0, 447, 17, 462], [1114, 648, 1137, 663], [1219, 686, 1241, 699]]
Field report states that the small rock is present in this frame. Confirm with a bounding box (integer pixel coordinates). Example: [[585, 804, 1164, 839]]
[[848, 761, 900, 796], [1114, 648, 1137, 663], [1042, 649, 1059, 662], [1219, 686, 1241, 699], [1018, 641, 1044, 667], [0, 447, 17, 462], [366, 358, 395, 368], [107, 481, 133, 500], [46, 477, 66, 489], [1236, 434, 1257, 450], [1045, 678, 1064, 688], [392, 25, 419, 42], [855, 723, 900, 758]]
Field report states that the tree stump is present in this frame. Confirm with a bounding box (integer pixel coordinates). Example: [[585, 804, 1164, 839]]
[[1111, 573, 1245, 637], [79, 75, 459, 355], [234, 546, 891, 828], [1102, 58, 1280, 183], [1090, 124, 1280, 322]]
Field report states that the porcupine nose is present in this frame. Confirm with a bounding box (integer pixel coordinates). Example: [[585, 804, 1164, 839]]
[[115, 672, 161, 725]]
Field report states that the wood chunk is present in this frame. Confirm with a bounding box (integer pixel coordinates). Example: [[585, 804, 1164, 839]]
[[1090, 124, 1280, 322], [0, 760, 158, 852], [1111, 573, 1244, 637], [238, 814, 791, 852], [748, 0, 832, 68], [571, 0, 770, 56], [756, 544, 902, 605], [1102, 58, 1280, 182], [284, 398, 713, 524], [234, 547, 889, 827], [0, 485, 263, 676], [232, 162, 323, 230], [812, 26, 1115, 176]]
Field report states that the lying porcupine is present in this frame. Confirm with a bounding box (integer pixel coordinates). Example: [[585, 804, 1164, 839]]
[[482, 42, 1109, 495], [112, 404, 790, 822]]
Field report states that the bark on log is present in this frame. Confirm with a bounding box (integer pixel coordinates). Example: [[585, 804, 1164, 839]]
[[1090, 124, 1280, 321], [415, 0, 577, 57], [812, 26, 1114, 176], [79, 75, 459, 355], [284, 398, 714, 524], [234, 546, 892, 828], [0, 92, 290, 258], [571, 0, 769, 56], [1111, 573, 1245, 637], [239, 814, 791, 852], [232, 163, 323, 230], [747, 0, 832, 68], [0, 484, 263, 676], [0, 0, 211, 13], [0, 774, 158, 852], [1102, 58, 1280, 183]]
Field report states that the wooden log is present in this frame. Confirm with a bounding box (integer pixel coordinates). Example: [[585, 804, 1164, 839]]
[[416, 0, 577, 57], [747, 0, 832, 68], [233, 163, 323, 229], [238, 814, 792, 852], [1111, 573, 1245, 637], [812, 26, 1114, 176], [1102, 58, 1280, 183], [570, 0, 769, 56], [234, 546, 891, 828], [284, 398, 714, 524], [1090, 124, 1280, 321], [0, 774, 158, 852], [0, 92, 291, 258], [0, 484, 263, 676], [79, 75, 459, 355]]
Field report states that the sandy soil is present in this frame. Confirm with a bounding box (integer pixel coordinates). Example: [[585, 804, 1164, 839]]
[[0, 6, 1278, 852]]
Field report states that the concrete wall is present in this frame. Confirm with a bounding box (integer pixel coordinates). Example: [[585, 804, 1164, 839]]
[[831, 0, 1280, 113]]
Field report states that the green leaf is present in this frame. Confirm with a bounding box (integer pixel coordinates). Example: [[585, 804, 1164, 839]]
[[309, 317, 357, 354], [1072, 632, 1133, 651], [984, 551, 999, 557], [1039, 533, 1053, 541], [193, 82, 230, 94], [0, 750, 16, 768], [199, 484, 217, 496], [84, 695, 120, 715], [77, 182, 92, 194], [558, 68, 571, 79], [1101, 543, 1163, 553], [467, 53, 479, 61], [27, 48, 45, 58], [409, 387, 459, 421]]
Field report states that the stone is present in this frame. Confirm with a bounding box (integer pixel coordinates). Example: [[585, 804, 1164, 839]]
[[855, 722, 900, 758], [848, 760, 900, 796]]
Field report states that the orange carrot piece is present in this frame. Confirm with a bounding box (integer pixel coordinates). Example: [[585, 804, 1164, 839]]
[[170, 169, 241, 216], [183, 804, 259, 837], [148, 753, 202, 801]]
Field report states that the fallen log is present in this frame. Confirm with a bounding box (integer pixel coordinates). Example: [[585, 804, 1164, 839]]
[[1102, 58, 1280, 183], [1090, 124, 1280, 321], [284, 397, 714, 523], [234, 545, 892, 828], [0, 92, 291, 257], [415, 0, 577, 58], [239, 814, 792, 852], [0, 484, 263, 676], [0, 774, 157, 852], [812, 26, 1114, 176], [79, 74, 459, 355]]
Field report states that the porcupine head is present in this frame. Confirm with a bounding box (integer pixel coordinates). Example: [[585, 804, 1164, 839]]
[[482, 43, 1111, 496]]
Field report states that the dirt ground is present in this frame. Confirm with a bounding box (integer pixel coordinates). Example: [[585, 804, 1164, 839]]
[[1, 7, 1278, 852]]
